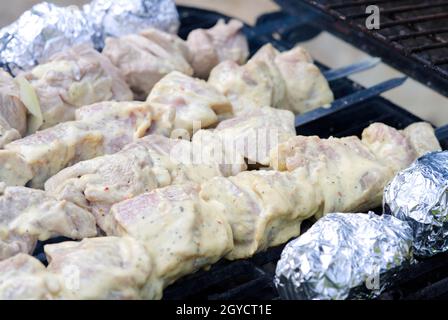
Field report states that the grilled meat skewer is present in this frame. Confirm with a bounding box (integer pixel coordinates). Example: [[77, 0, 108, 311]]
[[0, 101, 153, 188]]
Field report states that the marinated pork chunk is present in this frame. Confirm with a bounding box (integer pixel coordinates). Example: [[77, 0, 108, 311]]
[[0, 118, 20, 149], [23, 44, 133, 130], [109, 183, 233, 296], [44, 140, 161, 227], [270, 135, 393, 219], [191, 129, 248, 177], [208, 44, 285, 115], [362, 122, 442, 173], [0, 101, 152, 188], [45, 134, 246, 234], [403, 122, 442, 156], [275, 46, 334, 113], [208, 44, 333, 115], [0, 254, 60, 300], [197, 123, 440, 260], [103, 28, 193, 99], [0, 70, 27, 147], [0, 150, 33, 187], [200, 170, 322, 260], [270, 122, 441, 218], [0, 186, 96, 261], [45, 237, 153, 300], [212, 106, 296, 165], [187, 19, 249, 79], [147, 71, 233, 135]]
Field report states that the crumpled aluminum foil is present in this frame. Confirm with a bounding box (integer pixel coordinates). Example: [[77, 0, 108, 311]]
[[0, 2, 94, 75], [0, 0, 179, 75], [384, 151, 448, 258], [274, 212, 413, 300], [83, 0, 179, 48]]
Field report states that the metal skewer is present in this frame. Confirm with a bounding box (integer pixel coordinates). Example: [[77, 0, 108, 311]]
[[323, 57, 381, 81], [295, 77, 408, 128]]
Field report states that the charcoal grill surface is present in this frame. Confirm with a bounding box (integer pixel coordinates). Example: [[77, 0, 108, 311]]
[[32, 6, 448, 300], [276, 0, 448, 98]]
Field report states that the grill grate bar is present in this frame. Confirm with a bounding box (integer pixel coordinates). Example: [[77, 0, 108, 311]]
[[405, 277, 448, 300], [388, 28, 448, 41], [434, 58, 448, 65], [409, 41, 448, 53], [345, 2, 448, 19], [380, 12, 448, 28], [327, 0, 390, 10], [279, 0, 448, 96]]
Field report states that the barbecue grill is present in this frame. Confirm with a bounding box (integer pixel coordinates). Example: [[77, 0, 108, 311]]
[[276, 0, 448, 97], [29, 3, 448, 300]]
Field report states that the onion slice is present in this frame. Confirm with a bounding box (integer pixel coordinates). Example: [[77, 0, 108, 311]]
[[16, 76, 43, 134]]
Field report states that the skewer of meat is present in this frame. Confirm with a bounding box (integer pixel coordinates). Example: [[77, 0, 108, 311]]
[[0, 69, 240, 190], [44, 133, 247, 235], [43, 104, 294, 234], [186, 19, 249, 79], [107, 122, 439, 267], [21, 44, 133, 132], [0, 238, 152, 300], [0, 183, 233, 300], [208, 43, 334, 115], [146, 71, 233, 135], [0, 19, 377, 148], [1, 45, 134, 147], [0, 121, 435, 300], [101, 19, 334, 118], [102, 19, 249, 99], [0, 184, 97, 262], [0, 101, 153, 188], [0, 20, 244, 145]]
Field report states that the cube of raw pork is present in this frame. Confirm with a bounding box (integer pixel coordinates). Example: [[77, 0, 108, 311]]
[[275, 46, 334, 113], [270, 134, 393, 218], [212, 106, 296, 165], [208, 44, 285, 115], [109, 183, 233, 297], [270, 122, 441, 218], [362, 122, 441, 173], [0, 70, 27, 147], [45, 237, 153, 299], [187, 19, 249, 79], [0, 254, 60, 300], [45, 134, 246, 234], [200, 170, 322, 260], [23, 44, 133, 130], [0, 186, 96, 261], [147, 71, 233, 135], [103, 28, 193, 99], [208, 43, 333, 115], [0, 101, 152, 188]]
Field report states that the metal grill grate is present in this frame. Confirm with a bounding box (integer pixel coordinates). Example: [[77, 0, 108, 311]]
[[276, 0, 448, 97]]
